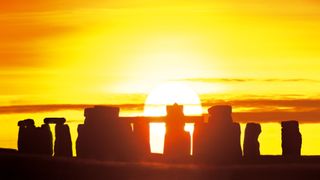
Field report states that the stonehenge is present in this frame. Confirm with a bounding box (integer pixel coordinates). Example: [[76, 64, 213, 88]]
[[17, 104, 304, 164], [17, 117, 72, 157]]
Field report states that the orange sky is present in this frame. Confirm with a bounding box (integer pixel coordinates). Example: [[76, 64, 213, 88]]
[[0, 0, 320, 117]]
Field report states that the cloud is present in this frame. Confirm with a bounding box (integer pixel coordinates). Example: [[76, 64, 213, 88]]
[[200, 99, 320, 123], [233, 112, 320, 123], [1, 99, 320, 123], [201, 99, 320, 109], [182, 78, 320, 83], [0, 11, 79, 69], [0, 52, 42, 68], [0, 104, 144, 114]]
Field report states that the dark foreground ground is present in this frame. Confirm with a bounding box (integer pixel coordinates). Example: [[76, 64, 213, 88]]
[[2, 153, 320, 180]]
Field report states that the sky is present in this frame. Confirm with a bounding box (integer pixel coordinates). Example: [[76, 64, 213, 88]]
[[0, 0, 320, 119]]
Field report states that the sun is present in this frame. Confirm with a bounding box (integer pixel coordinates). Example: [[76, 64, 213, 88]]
[[144, 82, 203, 154], [144, 82, 202, 116]]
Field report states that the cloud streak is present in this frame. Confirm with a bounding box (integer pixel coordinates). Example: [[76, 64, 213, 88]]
[[182, 78, 320, 83], [201, 99, 320, 110], [0, 104, 144, 114], [233, 112, 320, 123], [1, 99, 320, 123]]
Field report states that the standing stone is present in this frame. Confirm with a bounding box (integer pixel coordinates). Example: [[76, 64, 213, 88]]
[[76, 106, 135, 161], [17, 119, 53, 156], [44, 118, 72, 157], [37, 123, 53, 155], [133, 121, 150, 160], [244, 123, 261, 158], [163, 103, 190, 162], [193, 105, 242, 163], [76, 124, 86, 158], [281, 120, 302, 157], [18, 119, 35, 154], [54, 123, 73, 157]]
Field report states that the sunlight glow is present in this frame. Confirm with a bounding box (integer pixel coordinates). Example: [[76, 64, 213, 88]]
[[144, 82, 202, 116], [144, 82, 202, 154]]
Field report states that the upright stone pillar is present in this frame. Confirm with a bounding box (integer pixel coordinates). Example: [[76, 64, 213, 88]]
[[133, 121, 150, 160], [17, 119, 53, 156], [244, 123, 261, 158], [193, 105, 242, 163], [37, 123, 53, 155], [18, 119, 35, 154], [55, 124, 72, 157], [163, 103, 190, 162], [76, 124, 85, 158], [44, 118, 72, 157], [281, 120, 302, 157], [76, 106, 134, 161]]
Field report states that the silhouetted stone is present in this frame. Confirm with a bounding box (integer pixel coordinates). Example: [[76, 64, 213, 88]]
[[54, 123, 72, 157], [44, 117, 66, 125], [193, 105, 242, 163], [76, 124, 85, 158], [208, 105, 233, 125], [244, 123, 261, 158], [163, 103, 190, 162], [281, 120, 302, 157], [76, 106, 135, 161], [18, 118, 35, 127], [0, 148, 17, 154], [132, 121, 150, 160], [17, 119, 53, 155], [18, 119, 35, 153], [36, 124, 53, 155]]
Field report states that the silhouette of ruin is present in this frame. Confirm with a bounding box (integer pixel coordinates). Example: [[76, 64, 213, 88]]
[[76, 106, 135, 161], [17, 119, 53, 155], [16, 104, 307, 165], [194, 105, 242, 163], [163, 103, 190, 161], [244, 123, 261, 158], [281, 120, 302, 157], [44, 118, 73, 157], [132, 120, 150, 159], [18, 119, 35, 154]]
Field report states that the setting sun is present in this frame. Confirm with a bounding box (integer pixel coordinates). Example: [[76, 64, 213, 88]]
[[144, 82, 202, 116]]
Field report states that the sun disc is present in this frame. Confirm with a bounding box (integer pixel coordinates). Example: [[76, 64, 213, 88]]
[[144, 82, 202, 116]]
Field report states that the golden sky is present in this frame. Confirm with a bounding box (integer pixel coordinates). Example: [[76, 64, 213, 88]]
[[0, 0, 320, 117]]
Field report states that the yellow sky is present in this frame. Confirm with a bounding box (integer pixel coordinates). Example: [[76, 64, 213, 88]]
[[0, 0, 320, 108]]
